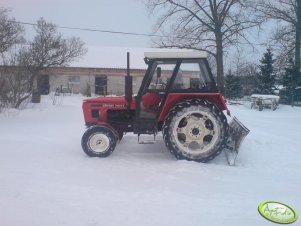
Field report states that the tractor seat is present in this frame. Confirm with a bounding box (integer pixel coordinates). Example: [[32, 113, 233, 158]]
[[140, 92, 161, 118]]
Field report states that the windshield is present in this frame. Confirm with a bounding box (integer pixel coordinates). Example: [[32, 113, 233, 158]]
[[145, 59, 216, 92]]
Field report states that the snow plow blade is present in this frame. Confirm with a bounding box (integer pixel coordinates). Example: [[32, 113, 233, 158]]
[[224, 117, 250, 166]]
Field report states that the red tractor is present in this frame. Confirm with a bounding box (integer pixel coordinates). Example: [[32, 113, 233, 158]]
[[81, 51, 249, 165]]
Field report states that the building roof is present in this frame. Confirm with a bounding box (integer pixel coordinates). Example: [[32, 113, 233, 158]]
[[1, 46, 208, 70], [70, 46, 207, 69], [70, 46, 151, 69], [144, 50, 207, 59]]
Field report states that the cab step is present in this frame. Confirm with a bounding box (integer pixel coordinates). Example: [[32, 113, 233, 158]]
[[138, 134, 156, 144]]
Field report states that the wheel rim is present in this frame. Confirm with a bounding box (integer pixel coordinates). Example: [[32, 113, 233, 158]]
[[88, 133, 110, 153], [172, 111, 220, 156]]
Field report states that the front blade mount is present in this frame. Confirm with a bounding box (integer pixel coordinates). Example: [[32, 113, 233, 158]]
[[224, 117, 250, 166]]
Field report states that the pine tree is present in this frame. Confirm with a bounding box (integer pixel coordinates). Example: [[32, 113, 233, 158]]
[[281, 58, 300, 105], [225, 70, 243, 99], [256, 49, 276, 94]]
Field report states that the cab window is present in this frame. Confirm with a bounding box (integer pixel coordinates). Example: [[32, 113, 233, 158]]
[[146, 63, 176, 91], [171, 60, 214, 91]]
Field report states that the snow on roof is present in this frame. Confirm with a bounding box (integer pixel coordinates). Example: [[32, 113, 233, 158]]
[[69, 46, 147, 69], [251, 94, 280, 100], [70, 46, 206, 69], [144, 50, 207, 59]]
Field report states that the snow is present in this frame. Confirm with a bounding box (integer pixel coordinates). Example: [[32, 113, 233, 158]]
[[70, 46, 149, 69], [0, 95, 300, 226], [251, 94, 280, 100], [251, 94, 280, 105], [70, 46, 202, 69]]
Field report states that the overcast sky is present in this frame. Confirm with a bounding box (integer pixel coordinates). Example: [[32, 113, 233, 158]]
[[2, 0, 156, 47], [2, 0, 273, 67]]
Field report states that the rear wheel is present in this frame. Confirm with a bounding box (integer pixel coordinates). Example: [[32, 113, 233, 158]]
[[81, 126, 118, 157], [162, 99, 228, 162]]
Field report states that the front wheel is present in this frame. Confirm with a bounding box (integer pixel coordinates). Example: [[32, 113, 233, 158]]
[[81, 126, 118, 157]]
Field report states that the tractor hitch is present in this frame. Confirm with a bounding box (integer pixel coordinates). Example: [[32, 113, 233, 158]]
[[224, 117, 250, 166]]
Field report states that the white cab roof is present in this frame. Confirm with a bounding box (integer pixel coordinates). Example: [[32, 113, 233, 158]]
[[144, 50, 208, 59]]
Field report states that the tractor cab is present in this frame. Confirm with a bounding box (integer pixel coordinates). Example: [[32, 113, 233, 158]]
[[133, 51, 223, 135], [81, 50, 249, 165]]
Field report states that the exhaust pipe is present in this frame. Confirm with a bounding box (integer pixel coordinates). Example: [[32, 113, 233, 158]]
[[125, 52, 133, 109], [224, 117, 250, 165]]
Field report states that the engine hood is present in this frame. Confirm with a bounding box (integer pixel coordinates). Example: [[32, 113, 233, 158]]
[[84, 96, 127, 104], [83, 96, 136, 109]]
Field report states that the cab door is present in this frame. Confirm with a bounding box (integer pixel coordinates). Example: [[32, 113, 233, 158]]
[[133, 60, 181, 134]]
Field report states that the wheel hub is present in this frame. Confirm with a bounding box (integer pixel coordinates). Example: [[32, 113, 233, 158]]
[[192, 128, 200, 136], [185, 117, 206, 140], [89, 134, 110, 153], [173, 111, 220, 155], [96, 140, 102, 145]]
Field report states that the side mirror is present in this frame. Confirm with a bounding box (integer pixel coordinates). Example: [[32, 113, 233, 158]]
[[157, 67, 161, 78]]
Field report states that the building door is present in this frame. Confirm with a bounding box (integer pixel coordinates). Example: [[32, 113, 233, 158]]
[[37, 75, 50, 95], [95, 75, 107, 95]]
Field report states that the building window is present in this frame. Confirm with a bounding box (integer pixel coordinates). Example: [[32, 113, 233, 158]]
[[37, 74, 50, 95], [68, 76, 80, 84], [95, 75, 107, 96], [132, 77, 137, 86], [190, 78, 200, 89]]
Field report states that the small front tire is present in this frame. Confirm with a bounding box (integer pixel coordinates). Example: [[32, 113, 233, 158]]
[[81, 126, 118, 157]]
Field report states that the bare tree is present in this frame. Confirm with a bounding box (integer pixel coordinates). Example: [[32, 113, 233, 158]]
[[15, 18, 87, 107], [249, 0, 301, 72], [0, 8, 24, 111], [0, 48, 32, 108], [146, 0, 259, 91], [0, 8, 23, 54], [228, 51, 259, 96], [268, 26, 295, 73]]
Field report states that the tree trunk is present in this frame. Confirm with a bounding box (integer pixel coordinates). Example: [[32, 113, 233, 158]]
[[14, 72, 37, 108], [14, 92, 32, 108], [215, 34, 224, 93], [295, 25, 301, 73], [296, 2, 301, 73]]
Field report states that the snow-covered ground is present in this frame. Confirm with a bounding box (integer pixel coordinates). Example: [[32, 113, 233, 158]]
[[0, 95, 300, 226]]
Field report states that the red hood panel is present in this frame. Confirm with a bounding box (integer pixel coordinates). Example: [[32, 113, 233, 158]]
[[84, 96, 136, 109], [84, 96, 127, 104]]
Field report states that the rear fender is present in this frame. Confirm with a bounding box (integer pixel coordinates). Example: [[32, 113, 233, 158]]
[[158, 93, 229, 121]]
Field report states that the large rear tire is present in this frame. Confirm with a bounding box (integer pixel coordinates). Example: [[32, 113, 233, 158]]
[[81, 126, 118, 157], [162, 99, 228, 162]]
